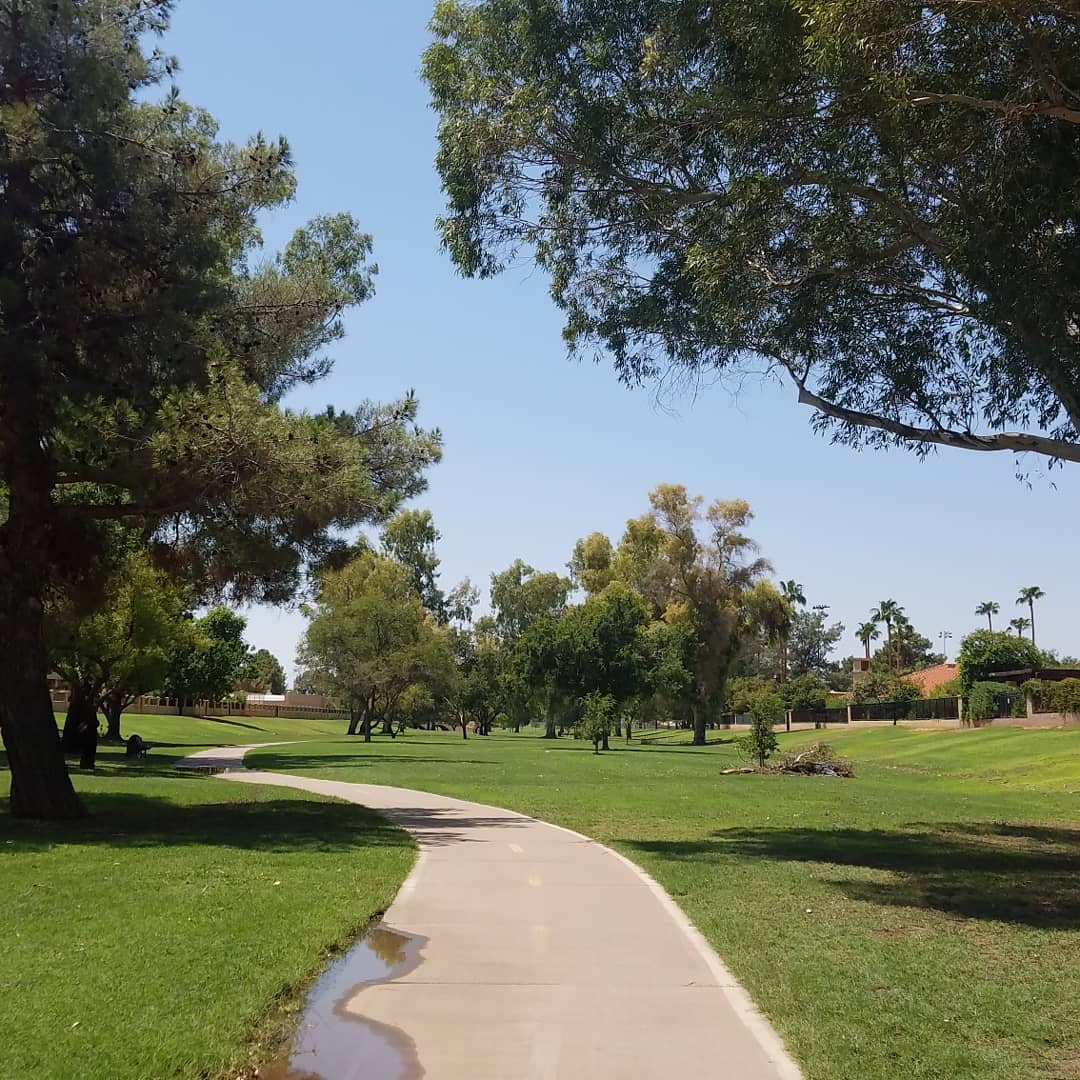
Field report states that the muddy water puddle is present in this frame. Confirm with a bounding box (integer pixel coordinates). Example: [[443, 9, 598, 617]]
[[261, 925, 425, 1080]]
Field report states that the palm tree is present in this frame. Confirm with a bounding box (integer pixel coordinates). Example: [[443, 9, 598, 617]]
[[891, 613, 915, 671], [780, 580, 806, 608], [1016, 586, 1045, 645], [857, 621, 880, 660], [975, 601, 999, 632], [1009, 617, 1031, 638], [871, 600, 904, 668], [777, 580, 806, 683]]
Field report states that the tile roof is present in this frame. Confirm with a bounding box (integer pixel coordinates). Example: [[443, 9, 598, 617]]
[[905, 664, 958, 694]]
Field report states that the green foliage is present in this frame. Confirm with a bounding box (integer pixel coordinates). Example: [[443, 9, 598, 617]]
[[569, 532, 616, 596], [727, 675, 775, 716], [579, 692, 615, 753], [852, 669, 922, 706], [163, 607, 247, 706], [297, 553, 457, 737], [557, 583, 652, 706], [739, 690, 782, 768], [967, 682, 1017, 723], [425, 0, 1080, 466], [490, 560, 572, 643], [933, 676, 963, 699], [1051, 680, 1080, 716], [781, 674, 829, 712], [237, 649, 287, 696], [956, 631, 1044, 693], [381, 509, 447, 620], [786, 608, 845, 679]]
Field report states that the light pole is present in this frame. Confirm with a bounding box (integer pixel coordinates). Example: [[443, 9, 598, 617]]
[[939, 630, 953, 662]]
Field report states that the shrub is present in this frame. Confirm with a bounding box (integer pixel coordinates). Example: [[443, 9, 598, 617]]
[[738, 689, 782, 768], [1051, 679, 1080, 716], [966, 681, 1016, 723], [1021, 679, 1054, 713]]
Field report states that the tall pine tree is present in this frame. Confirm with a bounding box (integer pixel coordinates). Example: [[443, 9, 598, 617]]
[[0, 2, 439, 818]]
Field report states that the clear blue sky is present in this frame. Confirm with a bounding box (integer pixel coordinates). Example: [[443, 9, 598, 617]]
[[165, 0, 1079, 677]]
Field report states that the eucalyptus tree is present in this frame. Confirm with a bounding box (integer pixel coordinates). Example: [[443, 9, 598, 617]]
[[426, 1, 1080, 467]]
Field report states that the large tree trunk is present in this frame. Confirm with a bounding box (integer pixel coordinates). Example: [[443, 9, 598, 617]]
[[62, 682, 99, 754], [0, 434, 83, 818], [691, 702, 706, 746], [543, 716, 557, 738], [102, 693, 126, 743], [347, 708, 361, 736]]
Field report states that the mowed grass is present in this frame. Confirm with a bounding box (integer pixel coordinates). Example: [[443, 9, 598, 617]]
[[247, 725, 1080, 1080], [0, 723, 415, 1080]]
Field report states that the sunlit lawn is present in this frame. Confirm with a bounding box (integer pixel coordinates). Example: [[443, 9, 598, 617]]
[[245, 724, 1080, 1080], [0, 727, 414, 1080]]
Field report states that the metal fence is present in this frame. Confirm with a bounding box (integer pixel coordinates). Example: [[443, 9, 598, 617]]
[[849, 696, 961, 722], [909, 696, 961, 720], [790, 707, 850, 727]]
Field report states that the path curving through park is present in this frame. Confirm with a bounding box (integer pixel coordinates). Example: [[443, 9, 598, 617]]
[[175, 745, 802, 1080]]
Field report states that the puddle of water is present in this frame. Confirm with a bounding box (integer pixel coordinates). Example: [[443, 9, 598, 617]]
[[260, 924, 425, 1080]]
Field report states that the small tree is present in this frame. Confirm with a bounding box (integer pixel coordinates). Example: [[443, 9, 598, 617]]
[[579, 693, 615, 754], [741, 690, 782, 769]]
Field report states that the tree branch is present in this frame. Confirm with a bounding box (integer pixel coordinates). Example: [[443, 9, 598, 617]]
[[782, 365, 1080, 464], [909, 92, 1080, 125]]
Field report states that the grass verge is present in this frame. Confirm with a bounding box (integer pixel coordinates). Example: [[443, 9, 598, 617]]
[[0, 734, 414, 1080], [246, 724, 1080, 1080]]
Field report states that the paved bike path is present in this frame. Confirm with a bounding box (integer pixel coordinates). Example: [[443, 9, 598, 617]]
[[176, 745, 802, 1080]]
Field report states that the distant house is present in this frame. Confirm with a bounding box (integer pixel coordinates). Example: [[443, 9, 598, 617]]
[[905, 664, 958, 696]]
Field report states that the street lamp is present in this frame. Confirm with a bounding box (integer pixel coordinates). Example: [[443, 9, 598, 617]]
[[938, 630, 953, 661]]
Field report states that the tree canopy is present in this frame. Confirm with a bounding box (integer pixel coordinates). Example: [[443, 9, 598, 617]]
[[297, 553, 457, 741], [956, 630, 1045, 693], [425, 0, 1080, 467], [163, 607, 247, 711]]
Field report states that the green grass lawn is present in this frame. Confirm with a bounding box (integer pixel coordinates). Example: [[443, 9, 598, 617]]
[[243, 725, 1080, 1080], [0, 725, 415, 1080]]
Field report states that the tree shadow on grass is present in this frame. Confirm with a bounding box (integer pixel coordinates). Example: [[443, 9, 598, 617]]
[[194, 714, 269, 732], [624, 822, 1080, 929], [248, 752, 497, 771], [0, 791, 415, 855]]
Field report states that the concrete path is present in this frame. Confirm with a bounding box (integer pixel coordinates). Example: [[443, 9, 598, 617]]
[[175, 745, 802, 1080]]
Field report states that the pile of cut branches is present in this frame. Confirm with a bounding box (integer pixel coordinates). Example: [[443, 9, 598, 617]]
[[776, 742, 854, 777]]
